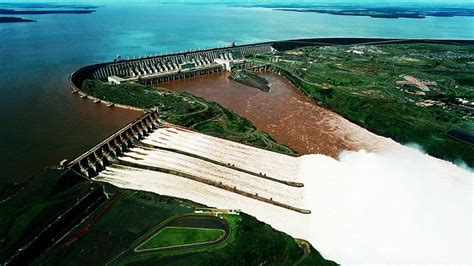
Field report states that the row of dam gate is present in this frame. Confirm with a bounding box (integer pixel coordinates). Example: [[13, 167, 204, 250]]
[[67, 110, 162, 178]]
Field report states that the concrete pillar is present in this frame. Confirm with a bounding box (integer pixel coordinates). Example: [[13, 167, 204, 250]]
[[102, 147, 113, 163], [78, 162, 89, 177], [124, 133, 133, 147], [114, 139, 123, 153], [140, 121, 149, 134], [107, 143, 117, 157], [137, 125, 145, 138], [119, 134, 130, 148], [94, 151, 104, 168], [100, 68, 106, 79], [129, 127, 137, 138], [87, 157, 97, 173], [131, 126, 142, 139], [145, 120, 153, 131], [145, 118, 154, 130], [125, 131, 135, 143]]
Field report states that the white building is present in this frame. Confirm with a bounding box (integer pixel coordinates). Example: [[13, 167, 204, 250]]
[[108, 76, 125, 85]]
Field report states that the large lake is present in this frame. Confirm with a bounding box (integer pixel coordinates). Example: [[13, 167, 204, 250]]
[[1, 2, 473, 182]]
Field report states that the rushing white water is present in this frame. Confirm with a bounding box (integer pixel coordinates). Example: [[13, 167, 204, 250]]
[[299, 149, 473, 264], [95, 128, 473, 265], [143, 126, 299, 182], [119, 146, 304, 206]]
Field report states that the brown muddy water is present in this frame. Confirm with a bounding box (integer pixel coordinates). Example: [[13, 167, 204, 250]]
[[161, 71, 384, 157]]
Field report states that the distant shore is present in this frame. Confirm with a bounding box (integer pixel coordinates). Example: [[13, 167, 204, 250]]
[[0, 8, 95, 15], [238, 4, 474, 20], [0, 17, 35, 23]]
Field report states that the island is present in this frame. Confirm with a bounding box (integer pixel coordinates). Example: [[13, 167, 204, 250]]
[[229, 69, 270, 92], [0, 8, 96, 15], [238, 4, 474, 19], [0, 17, 35, 23]]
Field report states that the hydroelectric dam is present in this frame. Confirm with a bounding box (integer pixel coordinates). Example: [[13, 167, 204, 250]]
[[68, 41, 312, 214], [68, 37, 474, 216], [82, 43, 274, 86], [66, 109, 310, 214], [70, 37, 470, 89]]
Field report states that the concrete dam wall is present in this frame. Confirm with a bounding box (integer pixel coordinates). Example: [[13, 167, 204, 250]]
[[68, 110, 162, 178], [92, 43, 274, 84], [67, 112, 311, 214], [69, 37, 474, 91]]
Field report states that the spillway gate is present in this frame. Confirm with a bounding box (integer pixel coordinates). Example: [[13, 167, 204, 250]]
[[68, 110, 161, 178]]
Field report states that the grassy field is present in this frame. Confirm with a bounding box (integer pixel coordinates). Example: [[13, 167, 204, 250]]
[[120, 213, 336, 266], [251, 43, 474, 166], [82, 80, 295, 155], [35, 187, 193, 265], [0, 168, 100, 262], [138, 227, 225, 250], [35, 189, 336, 266]]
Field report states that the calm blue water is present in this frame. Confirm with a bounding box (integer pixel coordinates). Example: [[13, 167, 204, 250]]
[[0, 2, 473, 182]]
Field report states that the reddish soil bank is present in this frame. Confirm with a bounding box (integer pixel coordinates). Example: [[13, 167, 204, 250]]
[[160, 72, 390, 157]]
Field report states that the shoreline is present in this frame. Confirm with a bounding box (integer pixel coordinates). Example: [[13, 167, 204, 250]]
[[161, 71, 401, 157], [0, 17, 35, 23], [68, 69, 145, 112]]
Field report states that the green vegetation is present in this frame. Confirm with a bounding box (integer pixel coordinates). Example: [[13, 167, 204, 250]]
[[275, 7, 474, 19], [138, 227, 224, 250], [30, 80, 336, 264], [82, 80, 295, 155], [120, 213, 336, 266], [252, 43, 474, 166], [229, 69, 270, 92], [3, 77, 338, 265], [34, 188, 336, 266], [0, 168, 101, 262], [36, 187, 193, 265]]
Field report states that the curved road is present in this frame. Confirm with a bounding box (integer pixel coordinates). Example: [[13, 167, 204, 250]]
[[108, 214, 232, 265]]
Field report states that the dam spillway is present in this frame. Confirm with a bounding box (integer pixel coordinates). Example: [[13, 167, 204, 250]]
[[67, 110, 162, 178], [64, 37, 474, 264], [68, 111, 309, 214], [68, 37, 474, 215]]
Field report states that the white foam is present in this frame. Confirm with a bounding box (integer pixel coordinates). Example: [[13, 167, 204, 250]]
[[298, 148, 473, 264], [95, 129, 473, 265]]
